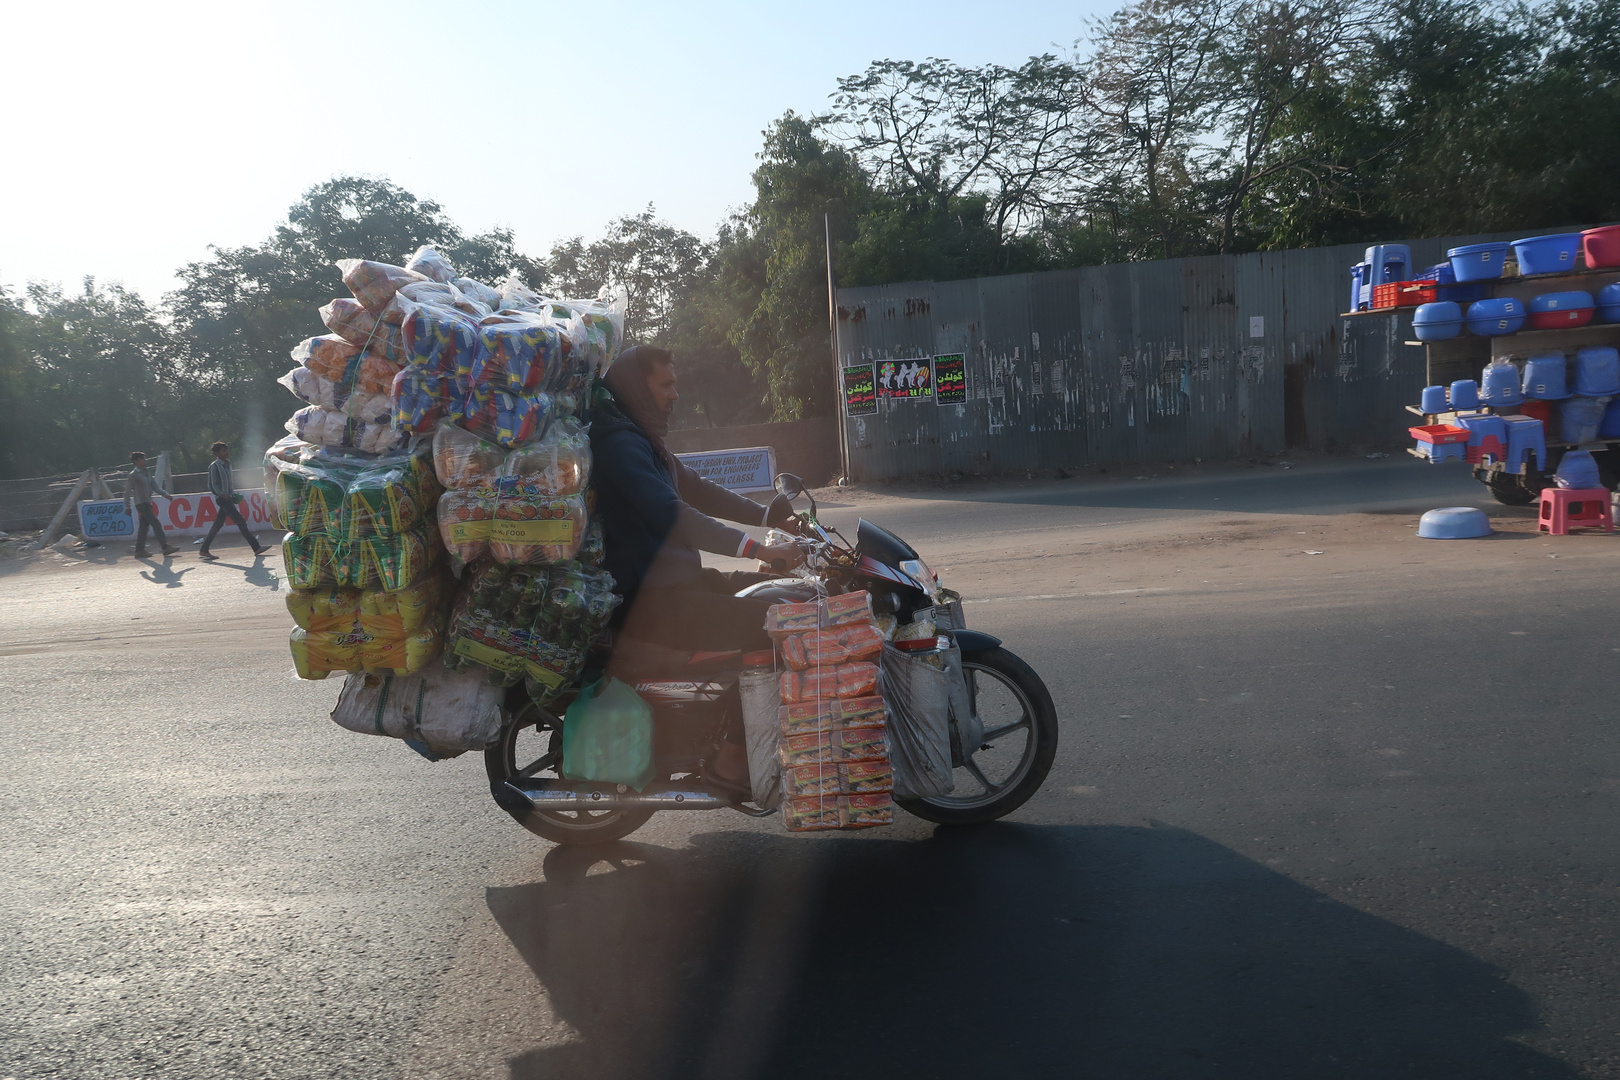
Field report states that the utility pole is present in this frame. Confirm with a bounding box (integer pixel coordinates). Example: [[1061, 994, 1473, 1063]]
[[825, 209, 849, 485]]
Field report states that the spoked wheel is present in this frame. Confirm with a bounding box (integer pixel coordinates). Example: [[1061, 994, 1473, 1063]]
[[898, 647, 1058, 826], [484, 701, 654, 845]]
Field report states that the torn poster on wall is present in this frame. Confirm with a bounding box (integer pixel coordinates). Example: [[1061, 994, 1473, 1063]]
[[878, 357, 934, 399], [935, 354, 966, 405], [843, 364, 877, 415]]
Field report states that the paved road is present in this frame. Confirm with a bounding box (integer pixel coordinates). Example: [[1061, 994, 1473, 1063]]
[[2, 458, 1616, 1079]]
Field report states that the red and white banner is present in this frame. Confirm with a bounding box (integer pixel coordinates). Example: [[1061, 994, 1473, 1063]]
[[78, 490, 276, 540]]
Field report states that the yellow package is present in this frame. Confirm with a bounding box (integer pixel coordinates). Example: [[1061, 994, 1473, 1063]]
[[289, 627, 363, 680], [360, 625, 441, 676], [357, 573, 442, 637], [286, 585, 362, 632]]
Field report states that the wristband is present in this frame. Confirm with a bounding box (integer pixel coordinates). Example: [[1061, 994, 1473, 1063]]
[[740, 537, 762, 561]]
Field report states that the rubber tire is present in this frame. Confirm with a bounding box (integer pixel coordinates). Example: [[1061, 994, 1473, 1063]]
[[484, 713, 655, 846], [897, 646, 1058, 826]]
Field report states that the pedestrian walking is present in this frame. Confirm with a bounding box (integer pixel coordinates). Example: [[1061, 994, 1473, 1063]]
[[124, 451, 178, 558], [199, 442, 267, 559]]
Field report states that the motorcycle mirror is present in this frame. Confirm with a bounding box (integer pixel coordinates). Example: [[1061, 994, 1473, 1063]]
[[774, 473, 806, 498]]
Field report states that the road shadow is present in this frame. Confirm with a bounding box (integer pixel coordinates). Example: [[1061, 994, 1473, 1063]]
[[487, 824, 1578, 1080], [136, 556, 190, 588], [205, 553, 280, 589]]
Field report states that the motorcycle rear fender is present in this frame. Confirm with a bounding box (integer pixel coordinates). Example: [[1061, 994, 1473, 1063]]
[[735, 579, 817, 604], [953, 629, 1002, 654]]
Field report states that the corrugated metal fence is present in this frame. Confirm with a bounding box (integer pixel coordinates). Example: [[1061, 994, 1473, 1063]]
[[834, 229, 1541, 479]]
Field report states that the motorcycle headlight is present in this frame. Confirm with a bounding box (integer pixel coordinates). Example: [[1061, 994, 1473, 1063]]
[[898, 558, 941, 601]]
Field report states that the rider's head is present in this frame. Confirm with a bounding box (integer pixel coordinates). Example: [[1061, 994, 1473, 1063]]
[[605, 345, 678, 433]]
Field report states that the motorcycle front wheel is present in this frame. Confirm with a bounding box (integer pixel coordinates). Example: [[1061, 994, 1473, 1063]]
[[898, 646, 1058, 826], [485, 701, 655, 845]]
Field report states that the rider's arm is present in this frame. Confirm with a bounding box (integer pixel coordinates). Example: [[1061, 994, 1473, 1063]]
[[672, 459, 771, 527]]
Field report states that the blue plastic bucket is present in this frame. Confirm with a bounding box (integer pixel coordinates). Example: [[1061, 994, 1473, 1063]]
[[1420, 385, 1449, 412], [1449, 379, 1482, 410], [1480, 362, 1524, 405], [1522, 351, 1572, 400], [1596, 282, 1620, 323], [1466, 297, 1526, 335], [1560, 397, 1609, 444], [1573, 346, 1620, 396], [1600, 398, 1620, 438], [1413, 301, 1463, 341], [1513, 233, 1583, 276], [1448, 242, 1510, 282], [1555, 449, 1602, 489]]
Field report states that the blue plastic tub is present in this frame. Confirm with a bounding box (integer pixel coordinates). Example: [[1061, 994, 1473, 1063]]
[[1466, 297, 1526, 335], [1573, 346, 1620, 396], [1420, 385, 1449, 412], [1522, 351, 1572, 399], [1417, 507, 1492, 539], [1555, 449, 1602, 488], [1414, 301, 1463, 340], [1448, 242, 1511, 282], [1560, 397, 1609, 444], [1595, 282, 1620, 323], [1480, 362, 1524, 405], [1513, 233, 1583, 276], [1600, 397, 1620, 438]]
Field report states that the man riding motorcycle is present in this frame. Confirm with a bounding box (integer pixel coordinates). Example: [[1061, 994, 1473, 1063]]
[[589, 344, 803, 789]]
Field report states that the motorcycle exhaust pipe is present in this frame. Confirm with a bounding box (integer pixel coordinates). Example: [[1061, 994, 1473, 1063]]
[[499, 777, 735, 812]]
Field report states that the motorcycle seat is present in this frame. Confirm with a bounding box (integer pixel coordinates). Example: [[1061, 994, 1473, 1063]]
[[606, 636, 768, 681]]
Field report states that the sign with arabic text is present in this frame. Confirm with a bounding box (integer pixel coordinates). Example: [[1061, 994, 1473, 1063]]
[[934, 354, 966, 405], [842, 364, 877, 416]]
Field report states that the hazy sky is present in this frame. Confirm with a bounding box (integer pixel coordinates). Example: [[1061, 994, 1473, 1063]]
[[1, 0, 1120, 304]]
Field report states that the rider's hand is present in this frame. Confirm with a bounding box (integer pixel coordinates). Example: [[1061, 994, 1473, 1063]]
[[759, 542, 805, 571]]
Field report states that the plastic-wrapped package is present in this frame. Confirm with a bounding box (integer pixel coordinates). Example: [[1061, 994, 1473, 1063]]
[[398, 280, 469, 311], [778, 728, 890, 768], [337, 259, 427, 312], [291, 336, 403, 396], [505, 418, 590, 495], [577, 519, 605, 567], [264, 435, 439, 540], [286, 585, 363, 633], [281, 524, 439, 592], [443, 559, 619, 695], [279, 367, 393, 426], [784, 761, 894, 798], [436, 486, 495, 573], [783, 793, 894, 830], [454, 277, 500, 311], [391, 367, 466, 437], [399, 297, 482, 380], [878, 642, 956, 799], [357, 572, 445, 636], [497, 273, 544, 312], [459, 385, 551, 448], [404, 244, 457, 284], [474, 314, 567, 393], [320, 298, 405, 361], [490, 485, 586, 566], [330, 660, 505, 753], [286, 405, 409, 455], [432, 421, 506, 489], [343, 460, 430, 540]]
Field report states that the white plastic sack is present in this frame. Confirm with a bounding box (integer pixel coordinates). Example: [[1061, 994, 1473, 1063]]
[[878, 643, 955, 799], [404, 244, 458, 284], [331, 658, 504, 752], [740, 668, 782, 808]]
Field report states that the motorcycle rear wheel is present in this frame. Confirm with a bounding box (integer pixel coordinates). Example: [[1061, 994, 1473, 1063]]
[[485, 702, 655, 845], [898, 646, 1057, 826]]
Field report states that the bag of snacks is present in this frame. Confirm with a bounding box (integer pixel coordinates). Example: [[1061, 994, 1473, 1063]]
[[436, 486, 495, 573], [473, 314, 566, 393], [489, 485, 587, 565], [319, 298, 405, 361], [337, 259, 427, 313], [285, 405, 408, 455], [391, 368, 466, 437], [459, 385, 550, 448], [454, 277, 501, 310], [505, 418, 590, 495], [291, 336, 402, 396], [403, 244, 457, 284], [399, 297, 481, 380], [278, 367, 392, 426]]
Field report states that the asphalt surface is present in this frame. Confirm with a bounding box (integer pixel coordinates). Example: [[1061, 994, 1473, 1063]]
[[2, 456, 1617, 1079]]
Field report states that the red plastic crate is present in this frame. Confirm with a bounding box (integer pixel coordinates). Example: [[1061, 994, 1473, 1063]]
[[1409, 423, 1469, 445], [1373, 281, 1439, 309]]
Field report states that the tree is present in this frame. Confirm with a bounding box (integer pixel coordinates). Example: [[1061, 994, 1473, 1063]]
[[547, 207, 709, 345]]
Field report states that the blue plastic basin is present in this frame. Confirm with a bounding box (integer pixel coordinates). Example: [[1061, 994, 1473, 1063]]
[[1513, 233, 1583, 276], [1448, 242, 1510, 283], [1466, 297, 1526, 335], [1413, 301, 1463, 341], [1417, 507, 1492, 539]]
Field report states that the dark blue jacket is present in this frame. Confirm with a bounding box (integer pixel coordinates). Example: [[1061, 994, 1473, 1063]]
[[590, 399, 767, 601]]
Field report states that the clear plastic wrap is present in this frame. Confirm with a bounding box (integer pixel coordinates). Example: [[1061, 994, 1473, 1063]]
[[459, 385, 551, 448], [337, 258, 427, 313], [489, 486, 587, 565], [473, 313, 567, 393], [291, 335, 402, 396], [436, 486, 496, 573], [878, 642, 956, 800], [454, 277, 501, 310], [285, 405, 408, 455], [503, 418, 590, 495], [391, 367, 466, 437], [399, 296, 482, 380], [432, 420, 506, 489], [263, 435, 439, 540], [279, 367, 392, 426], [404, 244, 457, 284], [319, 298, 405, 361], [497, 273, 544, 312]]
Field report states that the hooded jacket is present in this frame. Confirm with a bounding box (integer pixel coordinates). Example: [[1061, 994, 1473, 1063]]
[[589, 394, 768, 602]]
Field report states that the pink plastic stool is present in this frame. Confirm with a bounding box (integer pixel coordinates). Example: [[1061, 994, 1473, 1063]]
[[1538, 487, 1614, 535]]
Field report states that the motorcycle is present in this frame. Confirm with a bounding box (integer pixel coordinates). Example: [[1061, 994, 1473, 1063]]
[[485, 473, 1058, 845]]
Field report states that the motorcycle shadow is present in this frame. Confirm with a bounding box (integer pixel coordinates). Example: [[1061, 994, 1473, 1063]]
[[488, 823, 1578, 1080]]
